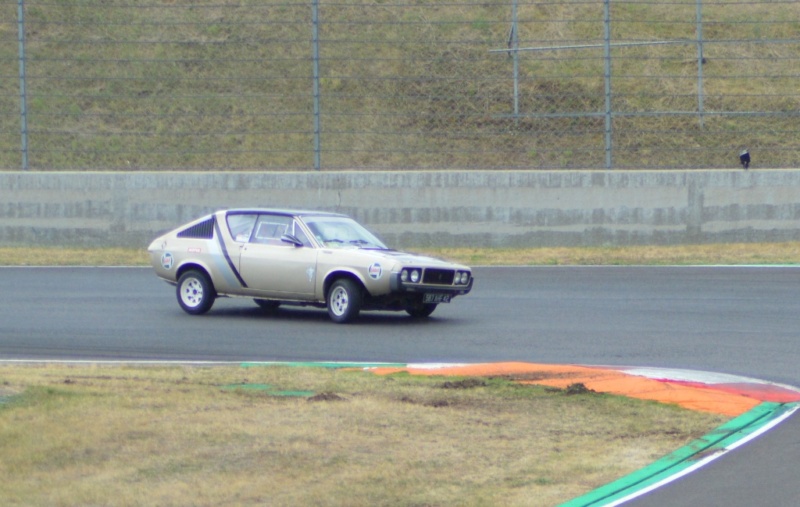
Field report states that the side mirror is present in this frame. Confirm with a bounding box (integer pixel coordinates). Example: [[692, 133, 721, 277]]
[[280, 234, 304, 247]]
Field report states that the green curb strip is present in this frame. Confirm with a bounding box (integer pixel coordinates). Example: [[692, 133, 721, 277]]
[[235, 362, 407, 397], [221, 383, 315, 397], [559, 402, 799, 507]]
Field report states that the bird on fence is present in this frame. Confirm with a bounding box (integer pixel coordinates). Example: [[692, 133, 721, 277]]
[[739, 149, 750, 170]]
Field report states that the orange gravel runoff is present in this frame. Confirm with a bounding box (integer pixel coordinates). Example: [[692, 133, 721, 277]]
[[368, 362, 800, 417]]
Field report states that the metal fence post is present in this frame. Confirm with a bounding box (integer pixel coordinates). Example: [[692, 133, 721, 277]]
[[312, 0, 321, 171], [511, 0, 519, 120], [17, 0, 29, 171], [603, 0, 612, 169], [696, 0, 705, 129]]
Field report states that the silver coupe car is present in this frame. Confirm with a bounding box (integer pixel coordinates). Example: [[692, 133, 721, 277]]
[[147, 209, 473, 323]]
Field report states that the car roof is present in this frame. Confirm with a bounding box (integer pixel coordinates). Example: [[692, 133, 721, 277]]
[[221, 208, 348, 219]]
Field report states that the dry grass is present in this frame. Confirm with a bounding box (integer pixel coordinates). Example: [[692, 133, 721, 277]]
[[0, 364, 726, 507], [0, 247, 149, 266], [2, 243, 799, 267], [423, 242, 800, 266]]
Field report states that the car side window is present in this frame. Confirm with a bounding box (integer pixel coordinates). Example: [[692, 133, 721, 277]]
[[227, 214, 257, 242], [251, 215, 292, 244]]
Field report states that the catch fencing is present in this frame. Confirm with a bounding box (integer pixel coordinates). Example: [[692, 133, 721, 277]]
[[1, 0, 798, 171]]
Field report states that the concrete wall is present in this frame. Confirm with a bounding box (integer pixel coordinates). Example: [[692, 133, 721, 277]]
[[2, 170, 799, 249]]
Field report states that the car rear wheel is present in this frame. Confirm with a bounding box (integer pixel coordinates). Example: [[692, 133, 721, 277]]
[[177, 270, 216, 315], [327, 278, 362, 323], [406, 303, 437, 318]]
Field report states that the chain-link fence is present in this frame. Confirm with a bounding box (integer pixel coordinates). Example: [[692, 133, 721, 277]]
[[1, 0, 798, 171]]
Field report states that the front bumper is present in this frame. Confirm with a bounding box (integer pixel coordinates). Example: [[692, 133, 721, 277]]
[[389, 272, 474, 297]]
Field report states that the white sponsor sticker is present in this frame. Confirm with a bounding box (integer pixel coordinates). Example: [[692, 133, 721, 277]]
[[161, 252, 174, 270], [368, 263, 382, 280]]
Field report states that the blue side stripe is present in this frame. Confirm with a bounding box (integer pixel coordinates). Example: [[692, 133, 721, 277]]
[[214, 218, 248, 288]]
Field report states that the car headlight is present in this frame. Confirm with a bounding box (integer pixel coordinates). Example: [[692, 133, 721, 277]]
[[400, 268, 420, 283], [459, 272, 470, 285]]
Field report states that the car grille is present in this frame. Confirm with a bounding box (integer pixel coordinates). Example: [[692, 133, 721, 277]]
[[423, 268, 455, 285]]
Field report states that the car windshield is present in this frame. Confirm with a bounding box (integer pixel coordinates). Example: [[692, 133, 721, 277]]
[[302, 216, 388, 249]]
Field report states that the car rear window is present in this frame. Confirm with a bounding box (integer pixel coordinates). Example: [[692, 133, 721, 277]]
[[227, 214, 257, 242]]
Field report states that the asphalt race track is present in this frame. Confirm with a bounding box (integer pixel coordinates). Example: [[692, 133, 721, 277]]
[[1, 265, 799, 506]]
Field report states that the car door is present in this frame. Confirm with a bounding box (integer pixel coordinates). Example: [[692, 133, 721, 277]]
[[237, 214, 318, 299]]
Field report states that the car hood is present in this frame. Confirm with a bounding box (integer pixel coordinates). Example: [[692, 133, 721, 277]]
[[363, 249, 467, 269]]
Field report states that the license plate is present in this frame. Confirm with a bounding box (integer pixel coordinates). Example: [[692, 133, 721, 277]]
[[424, 293, 451, 304]]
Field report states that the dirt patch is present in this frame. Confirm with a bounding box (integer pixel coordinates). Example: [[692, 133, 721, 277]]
[[440, 378, 487, 389], [307, 392, 346, 402], [564, 383, 596, 395]]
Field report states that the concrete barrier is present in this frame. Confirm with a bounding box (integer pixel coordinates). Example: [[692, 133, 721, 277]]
[[2, 170, 800, 249]]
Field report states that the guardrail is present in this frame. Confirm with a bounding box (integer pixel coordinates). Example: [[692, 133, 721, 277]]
[[2, 170, 799, 248]]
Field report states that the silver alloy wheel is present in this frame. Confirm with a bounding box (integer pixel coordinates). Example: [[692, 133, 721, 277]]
[[329, 285, 349, 317], [180, 276, 205, 308], [326, 278, 362, 323], [176, 270, 216, 315]]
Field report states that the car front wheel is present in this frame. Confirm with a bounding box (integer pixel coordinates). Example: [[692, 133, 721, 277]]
[[177, 270, 216, 315], [406, 303, 437, 318], [327, 278, 362, 323]]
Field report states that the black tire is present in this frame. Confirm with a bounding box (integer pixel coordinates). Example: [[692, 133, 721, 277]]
[[176, 270, 216, 315], [326, 278, 363, 323], [406, 303, 437, 318], [254, 299, 281, 311]]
